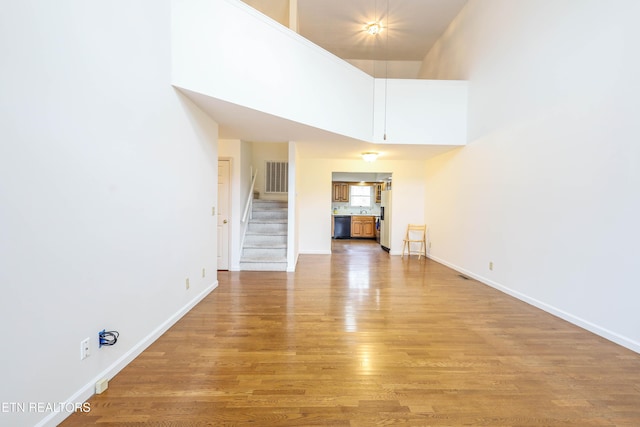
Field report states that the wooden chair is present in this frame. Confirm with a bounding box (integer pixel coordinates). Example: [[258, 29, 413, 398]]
[[402, 224, 427, 259]]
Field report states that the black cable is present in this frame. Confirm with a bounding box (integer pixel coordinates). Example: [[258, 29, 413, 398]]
[[99, 330, 119, 347]]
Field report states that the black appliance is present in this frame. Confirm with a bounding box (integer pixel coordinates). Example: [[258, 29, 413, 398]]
[[333, 215, 351, 239]]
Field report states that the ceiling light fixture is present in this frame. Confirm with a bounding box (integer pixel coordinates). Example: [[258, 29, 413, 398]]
[[365, 22, 382, 35], [362, 152, 379, 162]]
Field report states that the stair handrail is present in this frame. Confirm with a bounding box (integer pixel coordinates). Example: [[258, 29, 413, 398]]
[[242, 169, 258, 223]]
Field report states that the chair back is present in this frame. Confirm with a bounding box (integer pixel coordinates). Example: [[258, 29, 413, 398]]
[[405, 224, 426, 240], [402, 224, 427, 259]]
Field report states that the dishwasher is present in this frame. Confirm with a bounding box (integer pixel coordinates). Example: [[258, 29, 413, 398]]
[[333, 215, 351, 239]]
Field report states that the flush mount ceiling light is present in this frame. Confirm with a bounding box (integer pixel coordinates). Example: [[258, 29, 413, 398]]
[[365, 22, 382, 35], [362, 152, 379, 162]]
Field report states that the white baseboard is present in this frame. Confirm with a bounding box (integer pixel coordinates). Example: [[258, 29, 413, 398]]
[[299, 250, 331, 255], [428, 254, 640, 354], [38, 281, 218, 427]]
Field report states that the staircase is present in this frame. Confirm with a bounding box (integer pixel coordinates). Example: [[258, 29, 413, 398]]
[[240, 199, 288, 271]]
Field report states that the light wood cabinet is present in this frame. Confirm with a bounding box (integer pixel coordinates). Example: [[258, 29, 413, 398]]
[[351, 216, 376, 238], [332, 182, 349, 202], [351, 219, 363, 237], [375, 183, 384, 203]]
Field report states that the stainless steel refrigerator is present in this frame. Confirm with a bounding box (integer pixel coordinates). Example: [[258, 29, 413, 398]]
[[380, 190, 391, 252]]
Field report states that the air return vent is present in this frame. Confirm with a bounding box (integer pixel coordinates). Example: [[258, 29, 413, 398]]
[[265, 161, 288, 193]]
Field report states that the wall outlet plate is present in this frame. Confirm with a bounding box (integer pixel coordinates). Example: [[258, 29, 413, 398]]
[[80, 338, 90, 360]]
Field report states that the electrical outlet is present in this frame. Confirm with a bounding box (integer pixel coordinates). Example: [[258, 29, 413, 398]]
[[212, 207, 216, 216], [428, 242, 432, 249], [202, 268, 206, 278], [80, 338, 90, 360], [489, 261, 494, 271], [185, 278, 190, 290]]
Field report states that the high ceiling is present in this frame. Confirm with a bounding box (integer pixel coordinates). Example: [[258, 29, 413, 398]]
[[242, 0, 468, 61]]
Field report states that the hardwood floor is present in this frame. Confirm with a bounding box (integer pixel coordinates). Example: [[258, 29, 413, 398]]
[[62, 240, 640, 426]]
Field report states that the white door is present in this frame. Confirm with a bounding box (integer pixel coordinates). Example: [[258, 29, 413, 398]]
[[217, 160, 230, 270]]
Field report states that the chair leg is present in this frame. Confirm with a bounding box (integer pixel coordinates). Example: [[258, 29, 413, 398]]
[[403, 239, 428, 259]]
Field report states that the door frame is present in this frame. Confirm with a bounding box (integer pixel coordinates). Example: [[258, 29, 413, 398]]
[[217, 158, 231, 270]]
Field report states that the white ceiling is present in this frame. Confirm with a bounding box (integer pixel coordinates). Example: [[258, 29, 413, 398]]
[[294, 140, 459, 162], [196, 0, 468, 161], [243, 0, 468, 61], [297, 0, 468, 61]]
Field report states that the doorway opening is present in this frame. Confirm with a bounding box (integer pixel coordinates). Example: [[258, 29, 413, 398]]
[[331, 172, 392, 252]]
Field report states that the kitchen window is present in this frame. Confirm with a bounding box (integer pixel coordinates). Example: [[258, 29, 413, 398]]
[[350, 185, 373, 208]]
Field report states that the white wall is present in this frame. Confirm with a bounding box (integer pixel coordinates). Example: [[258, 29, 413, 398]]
[[0, 1, 219, 426], [287, 142, 300, 271], [421, 0, 640, 351], [252, 141, 290, 201], [296, 153, 426, 255]]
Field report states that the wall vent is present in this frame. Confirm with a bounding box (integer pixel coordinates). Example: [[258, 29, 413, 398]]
[[265, 161, 288, 193]]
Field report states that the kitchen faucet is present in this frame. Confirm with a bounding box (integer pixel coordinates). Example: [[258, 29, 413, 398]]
[[360, 209, 368, 214]]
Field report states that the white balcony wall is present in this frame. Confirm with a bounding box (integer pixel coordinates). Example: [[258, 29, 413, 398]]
[[171, 0, 374, 141]]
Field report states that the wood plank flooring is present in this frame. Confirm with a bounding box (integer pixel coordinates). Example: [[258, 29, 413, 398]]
[[62, 240, 640, 426]]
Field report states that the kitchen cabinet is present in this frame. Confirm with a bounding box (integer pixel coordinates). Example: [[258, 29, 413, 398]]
[[375, 183, 384, 203], [351, 216, 376, 238], [332, 182, 349, 202]]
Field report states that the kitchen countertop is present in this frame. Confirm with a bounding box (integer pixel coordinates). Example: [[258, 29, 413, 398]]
[[332, 213, 380, 217]]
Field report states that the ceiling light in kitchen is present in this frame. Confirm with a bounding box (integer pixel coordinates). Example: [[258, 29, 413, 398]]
[[362, 152, 379, 162]]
